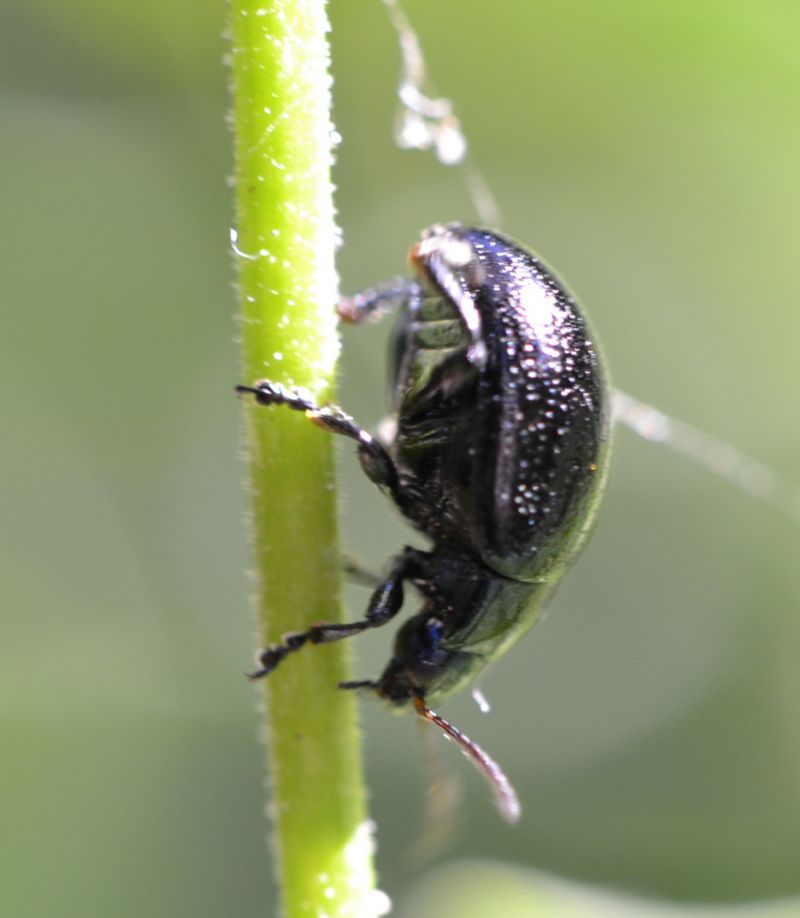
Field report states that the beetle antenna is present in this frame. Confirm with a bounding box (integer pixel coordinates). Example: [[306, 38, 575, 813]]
[[408, 712, 464, 864], [413, 697, 520, 824]]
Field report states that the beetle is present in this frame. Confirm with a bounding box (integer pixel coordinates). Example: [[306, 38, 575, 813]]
[[237, 222, 612, 821]]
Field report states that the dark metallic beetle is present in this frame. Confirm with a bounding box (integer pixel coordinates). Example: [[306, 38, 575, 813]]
[[238, 223, 611, 821]]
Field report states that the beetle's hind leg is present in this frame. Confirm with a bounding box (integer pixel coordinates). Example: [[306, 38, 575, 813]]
[[248, 548, 423, 680], [338, 278, 422, 324], [237, 381, 399, 494]]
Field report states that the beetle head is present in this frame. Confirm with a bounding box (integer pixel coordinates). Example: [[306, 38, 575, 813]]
[[341, 612, 487, 706], [339, 614, 521, 824], [377, 613, 463, 703]]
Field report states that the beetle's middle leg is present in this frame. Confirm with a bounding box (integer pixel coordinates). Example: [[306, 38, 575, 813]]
[[248, 547, 425, 680], [236, 381, 398, 494], [342, 553, 383, 588]]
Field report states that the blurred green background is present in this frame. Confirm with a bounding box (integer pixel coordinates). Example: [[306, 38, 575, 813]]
[[4, 1, 800, 916]]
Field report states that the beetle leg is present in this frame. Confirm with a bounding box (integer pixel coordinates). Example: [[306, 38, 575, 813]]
[[237, 380, 401, 494], [248, 547, 425, 680], [338, 278, 422, 324], [342, 553, 383, 588], [236, 380, 320, 414], [409, 348, 480, 410]]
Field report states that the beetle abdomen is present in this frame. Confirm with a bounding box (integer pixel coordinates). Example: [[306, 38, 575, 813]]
[[392, 225, 611, 583]]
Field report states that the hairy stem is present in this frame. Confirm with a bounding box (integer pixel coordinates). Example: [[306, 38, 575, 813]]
[[230, 1, 379, 914]]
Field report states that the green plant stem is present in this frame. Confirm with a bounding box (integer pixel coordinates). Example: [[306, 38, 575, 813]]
[[230, 1, 378, 915]]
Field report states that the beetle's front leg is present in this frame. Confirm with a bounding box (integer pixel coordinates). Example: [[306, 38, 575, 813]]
[[236, 381, 399, 495], [248, 547, 426, 680]]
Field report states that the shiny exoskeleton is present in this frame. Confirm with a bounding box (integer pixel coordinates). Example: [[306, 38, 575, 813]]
[[238, 223, 611, 821]]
